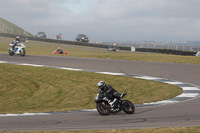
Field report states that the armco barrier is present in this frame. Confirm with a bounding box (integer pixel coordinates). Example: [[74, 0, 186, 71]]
[[136, 48, 196, 56], [0, 32, 16, 38], [0, 33, 196, 56]]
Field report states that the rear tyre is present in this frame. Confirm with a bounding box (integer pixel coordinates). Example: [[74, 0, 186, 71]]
[[9, 50, 14, 56], [96, 101, 110, 115], [123, 100, 135, 114]]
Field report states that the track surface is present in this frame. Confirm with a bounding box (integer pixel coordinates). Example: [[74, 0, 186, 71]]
[[0, 53, 200, 131]]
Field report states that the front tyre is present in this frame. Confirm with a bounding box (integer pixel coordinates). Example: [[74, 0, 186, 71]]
[[96, 101, 110, 115], [123, 100, 135, 114], [20, 49, 26, 56]]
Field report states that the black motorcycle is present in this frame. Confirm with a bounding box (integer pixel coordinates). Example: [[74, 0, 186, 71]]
[[95, 91, 135, 115]]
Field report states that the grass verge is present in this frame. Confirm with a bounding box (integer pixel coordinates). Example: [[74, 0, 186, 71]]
[[2, 126, 200, 133], [0, 63, 182, 114]]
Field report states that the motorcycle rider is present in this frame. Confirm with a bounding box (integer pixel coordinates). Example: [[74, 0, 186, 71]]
[[56, 47, 63, 54], [11, 36, 21, 51], [96, 81, 120, 108]]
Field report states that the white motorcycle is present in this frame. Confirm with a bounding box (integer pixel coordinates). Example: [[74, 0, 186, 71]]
[[8, 42, 26, 56]]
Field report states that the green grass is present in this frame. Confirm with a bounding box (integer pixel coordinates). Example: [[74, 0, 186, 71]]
[[2, 127, 200, 133], [0, 63, 182, 114], [0, 37, 200, 64]]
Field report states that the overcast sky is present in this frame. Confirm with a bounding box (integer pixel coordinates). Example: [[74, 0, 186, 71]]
[[1, 0, 200, 42]]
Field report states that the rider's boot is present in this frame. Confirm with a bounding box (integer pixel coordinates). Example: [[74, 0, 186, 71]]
[[109, 98, 119, 108], [103, 97, 119, 108], [103, 97, 114, 107]]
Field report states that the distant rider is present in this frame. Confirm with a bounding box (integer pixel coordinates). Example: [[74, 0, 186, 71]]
[[11, 36, 21, 50], [56, 47, 63, 54], [96, 81, 120, 108]]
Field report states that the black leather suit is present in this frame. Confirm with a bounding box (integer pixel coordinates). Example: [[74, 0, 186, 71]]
[[101, 84, 119, 100]]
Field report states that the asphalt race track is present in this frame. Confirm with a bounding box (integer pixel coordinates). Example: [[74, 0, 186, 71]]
[[0, 53, 200, 132]]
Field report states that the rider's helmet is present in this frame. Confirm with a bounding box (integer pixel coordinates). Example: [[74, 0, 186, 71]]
[[97, 81, 106, 90], [16, 36, 20, 40], [16, 36, 20, 42], [58, 47, 61, 50]]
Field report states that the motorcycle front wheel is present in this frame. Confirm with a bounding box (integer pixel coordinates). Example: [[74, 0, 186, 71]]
[[20, 49, 26, 56], [122, 100, 135, 114], [96, 101, 110, 115]]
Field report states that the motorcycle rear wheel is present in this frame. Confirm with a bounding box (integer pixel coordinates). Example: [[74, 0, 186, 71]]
[[96, 101, 110, 115], [9, 50, 14, 56], [123, 100, 135, 114]]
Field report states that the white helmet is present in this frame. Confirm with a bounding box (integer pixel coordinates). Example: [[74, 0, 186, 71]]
[[97, 81, 105, 90]]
